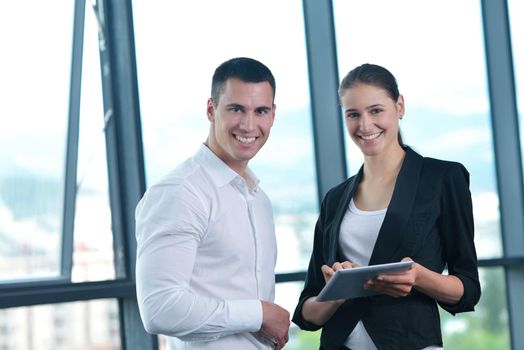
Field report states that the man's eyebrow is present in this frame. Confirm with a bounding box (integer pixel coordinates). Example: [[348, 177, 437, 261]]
[[225, 103, 244, 109]]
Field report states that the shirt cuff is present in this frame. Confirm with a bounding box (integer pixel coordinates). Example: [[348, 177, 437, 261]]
[[227, 299, 263, 332]]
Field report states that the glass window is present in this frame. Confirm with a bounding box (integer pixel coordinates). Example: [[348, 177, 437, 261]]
[[72, 3, 115, 282], [441, 267, 509, 348], [333, 0, 501, 260], [132, 0, 318, 276], [0, 299, 121, 350], [508, 0, 524, 172], [0, 2, 75, 281], [276, 282, 321, 350]]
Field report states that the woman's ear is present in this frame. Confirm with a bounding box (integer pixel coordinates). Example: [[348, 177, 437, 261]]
[[397, 94, 405, 119]]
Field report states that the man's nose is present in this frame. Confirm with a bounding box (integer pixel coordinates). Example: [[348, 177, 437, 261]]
[[239, 112, 255, 131]]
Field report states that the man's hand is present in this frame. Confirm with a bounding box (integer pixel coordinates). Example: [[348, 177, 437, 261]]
[[260, 301, 290, 349]]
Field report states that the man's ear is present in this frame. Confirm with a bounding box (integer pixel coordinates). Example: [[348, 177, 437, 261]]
[[270, 103, 276, 126], [207, 98, 215, 122]]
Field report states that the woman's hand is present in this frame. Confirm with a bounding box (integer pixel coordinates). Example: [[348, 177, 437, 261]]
[[364, 257, 417, 298], [301, 260, 359, 326], [321, 261, 360, 284], [364, 257, 465, 304]]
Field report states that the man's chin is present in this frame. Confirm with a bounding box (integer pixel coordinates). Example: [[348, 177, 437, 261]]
[[233, 145, 261, 159]]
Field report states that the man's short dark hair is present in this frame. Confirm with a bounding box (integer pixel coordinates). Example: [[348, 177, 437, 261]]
[[211, 57, 276, 104]]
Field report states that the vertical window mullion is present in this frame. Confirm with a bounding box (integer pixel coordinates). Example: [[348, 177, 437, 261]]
[[92, 0, 127, 280], [62, 0, 87, 280], [302, 0, 346, 202], [94, 0, 155, 348], [481, 1, 524, 349]]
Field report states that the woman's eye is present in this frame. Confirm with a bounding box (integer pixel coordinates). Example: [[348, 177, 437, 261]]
[[370, 108, 383, 115], [346, 112, 359, 119]]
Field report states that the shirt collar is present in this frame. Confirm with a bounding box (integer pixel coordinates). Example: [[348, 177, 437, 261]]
[[195, 143, 260, 190]]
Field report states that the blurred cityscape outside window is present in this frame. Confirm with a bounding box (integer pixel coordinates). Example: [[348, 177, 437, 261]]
[[1, 2, 120, 349], [0, 1, 72, 283], [0, 300, 120, 350]]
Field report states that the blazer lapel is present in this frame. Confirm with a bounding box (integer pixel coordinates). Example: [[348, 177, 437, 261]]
[[368, 147, 423, 265]]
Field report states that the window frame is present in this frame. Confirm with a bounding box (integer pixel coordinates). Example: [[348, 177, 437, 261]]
[[1, 0, 523, 349], [481, 1, 524, 348], [0, 0, 156, 348]]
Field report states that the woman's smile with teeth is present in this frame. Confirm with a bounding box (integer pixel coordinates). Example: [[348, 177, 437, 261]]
[[360, 132, 382, 141], [235, 135, 256, 144]]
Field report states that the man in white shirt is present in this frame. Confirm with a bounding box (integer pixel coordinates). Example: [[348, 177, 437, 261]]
[[135, 57, 290, 350]]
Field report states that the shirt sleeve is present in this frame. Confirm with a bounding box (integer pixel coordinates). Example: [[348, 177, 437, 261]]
[[438, 163, 481, 314], [135, 183, 263, 340]]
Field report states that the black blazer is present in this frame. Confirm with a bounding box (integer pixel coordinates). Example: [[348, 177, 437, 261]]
[[292, 147, 481, 350]]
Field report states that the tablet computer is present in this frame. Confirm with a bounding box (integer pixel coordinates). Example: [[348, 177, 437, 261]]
[[316, 261, 414, 301]]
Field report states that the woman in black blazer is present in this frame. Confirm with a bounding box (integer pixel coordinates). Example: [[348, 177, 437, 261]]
[[292, 64, 481, 350]]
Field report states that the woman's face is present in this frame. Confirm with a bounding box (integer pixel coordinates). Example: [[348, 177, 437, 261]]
[[340, 83, 404, 157]]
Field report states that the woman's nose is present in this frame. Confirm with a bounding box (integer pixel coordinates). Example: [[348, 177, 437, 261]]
[[359, 113, 373, 131]]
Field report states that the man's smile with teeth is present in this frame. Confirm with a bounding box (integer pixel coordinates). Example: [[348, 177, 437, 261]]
[[235, 135, 256, 144], [360, 132, 382, 140]]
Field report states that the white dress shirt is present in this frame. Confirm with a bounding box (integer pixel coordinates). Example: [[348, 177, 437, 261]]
[[135, 144, 277, 350]]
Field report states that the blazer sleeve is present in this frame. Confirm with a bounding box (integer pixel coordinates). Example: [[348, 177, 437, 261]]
[[438, 163, 481, 314], [292, 196, 330, 331]]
